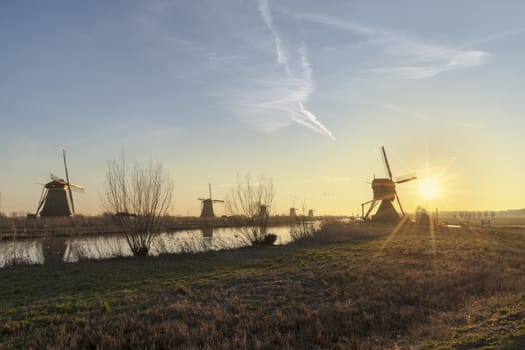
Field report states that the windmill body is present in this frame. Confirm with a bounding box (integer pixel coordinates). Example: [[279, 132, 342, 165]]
[[35, 150, 84, 217], [361, 147, 416, 223], [200, 199, 216, 217], [40, 180, 72, 217], [372, 178, 396, 201], [371, 199, 400, 223], [199, 184, 224, 218]]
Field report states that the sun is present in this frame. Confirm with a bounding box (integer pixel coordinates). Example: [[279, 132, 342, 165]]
[[419, 177, 441, 199]]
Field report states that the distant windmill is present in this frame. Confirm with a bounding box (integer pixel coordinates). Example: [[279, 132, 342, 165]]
[[258, 204, 269, 218], [198, 183, 224, 217], [289, 207, 298, 217], [361, 146, 416, 223], [308, 209, 315, 218], [35, 150, 85, 217]]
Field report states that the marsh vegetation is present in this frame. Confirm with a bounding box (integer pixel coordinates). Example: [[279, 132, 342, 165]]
[[1, 222, 524, 349]]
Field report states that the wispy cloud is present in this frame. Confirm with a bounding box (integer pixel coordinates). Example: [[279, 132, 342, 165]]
[[366, 47, 488, 79], [295, 13, 489, 79], [463, 27, 525, 49], [241, 0, 335, 140], [257, 0, 287, 67]]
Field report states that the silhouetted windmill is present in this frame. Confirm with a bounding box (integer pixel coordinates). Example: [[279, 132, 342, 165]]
[[258, 205, 269, 218], [289, 207, 298, 217], [361, 146, 416, 223], [198, 184, 224, 217], [35, 150, 85, 217]]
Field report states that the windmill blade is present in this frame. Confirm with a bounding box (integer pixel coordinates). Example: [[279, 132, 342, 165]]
[[395, 190, 405, 217], [395, 174, 417, 184], [212, 200, 225, 203], [361, 199, 374, 219], [35, 187, 47, 216], [381, 146, 393, 180], [208, 183, 213, 201], [68, 185, 85, 193], [68, 187, 75, 214], [68, 183, 85, 192], [50, 173, 66, 184], [363, 199, 378, 220], [63, 149, 75, 215]]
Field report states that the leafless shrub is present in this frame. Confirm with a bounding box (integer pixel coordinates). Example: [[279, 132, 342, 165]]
[[290, 201, 316, 242], [103, 154, 174, 256], [225, 174, 275, 246]]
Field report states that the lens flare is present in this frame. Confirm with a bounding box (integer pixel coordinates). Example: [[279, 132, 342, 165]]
[[419, 178, 441, 199]]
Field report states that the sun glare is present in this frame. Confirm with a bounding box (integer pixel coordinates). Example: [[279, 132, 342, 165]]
[[419, 178, 441, 199]]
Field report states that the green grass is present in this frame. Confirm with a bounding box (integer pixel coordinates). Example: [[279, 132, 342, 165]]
[[1, 222, 524, 349]]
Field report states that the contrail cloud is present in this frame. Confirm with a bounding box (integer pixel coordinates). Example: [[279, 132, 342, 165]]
[[257, 0, 287, 67], [252, 0, 335, 141]]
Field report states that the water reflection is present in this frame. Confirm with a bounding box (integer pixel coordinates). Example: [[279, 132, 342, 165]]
[[1, 225, 296, 267], [0, 240, 44, 267], [65, 235, 130, 262], [201, 227, 213, 239], [42, 234, 67, 265]]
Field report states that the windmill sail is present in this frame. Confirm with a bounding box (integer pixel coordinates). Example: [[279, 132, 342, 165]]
[[381, 146, 393, 180], [63, 149, 75, 215]]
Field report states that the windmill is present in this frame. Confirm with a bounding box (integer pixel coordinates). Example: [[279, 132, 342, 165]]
[[198, 183, 224, 217], [361, 146, 416, 223], [289, 207, 298, 217], [35, 150, 85, 217], [258, 204, 269, 218]]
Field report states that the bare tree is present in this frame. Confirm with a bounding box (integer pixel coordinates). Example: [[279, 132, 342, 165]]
[[225, 174, 275, 246], [103, 155, 174, 256]]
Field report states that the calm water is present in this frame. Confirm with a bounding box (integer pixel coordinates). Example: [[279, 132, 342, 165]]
[[0, 226, 298, 268]]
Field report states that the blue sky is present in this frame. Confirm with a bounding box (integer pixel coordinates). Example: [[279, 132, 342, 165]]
[[1, 1, 525, 216]]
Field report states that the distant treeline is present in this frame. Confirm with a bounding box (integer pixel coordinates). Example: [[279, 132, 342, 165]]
[[0, 214, 344, 240]]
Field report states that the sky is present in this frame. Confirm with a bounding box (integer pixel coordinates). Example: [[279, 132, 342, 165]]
[[1, 0, 525, 217]]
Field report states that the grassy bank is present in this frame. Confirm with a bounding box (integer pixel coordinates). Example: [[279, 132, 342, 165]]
[[1, 222, 524, 349]]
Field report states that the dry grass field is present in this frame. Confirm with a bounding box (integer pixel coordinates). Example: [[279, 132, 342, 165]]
[[1, 221, 524, 349]]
